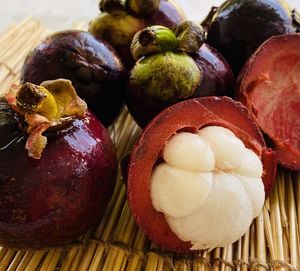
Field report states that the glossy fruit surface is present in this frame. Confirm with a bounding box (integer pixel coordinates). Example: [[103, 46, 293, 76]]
[[206, 0, 297, 74], [127, 97, 276, 252], [0, 101, 116, 248], [21, 30, 126, 127], [237, 33, 300, 170], [127, 43, 234, 127]]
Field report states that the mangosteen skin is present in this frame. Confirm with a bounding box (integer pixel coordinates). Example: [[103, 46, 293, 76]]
[[145, 0, 186, 27], [0, 109, 116, 249], [126, 43, 234, 128], [206, 0, 296, 74], [193, 43, 235, 98], [21, 30, 126, 127]]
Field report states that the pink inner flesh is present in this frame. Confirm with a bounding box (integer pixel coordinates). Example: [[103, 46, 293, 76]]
[[251, 53, 300, 152]]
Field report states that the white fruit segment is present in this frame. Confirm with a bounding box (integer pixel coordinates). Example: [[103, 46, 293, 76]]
[[151, 163, 213, 218], [197, 126, 246, 170], [163, 132, 215, 171], [150, 126, 265, 250], [167, 173, 254, 250], [235, 148, 263, 178]]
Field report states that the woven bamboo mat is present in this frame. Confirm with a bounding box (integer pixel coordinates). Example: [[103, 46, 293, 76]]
[[0, 18, 299, 271]]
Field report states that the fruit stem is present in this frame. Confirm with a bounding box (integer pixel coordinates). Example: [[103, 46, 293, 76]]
[[174, 21, 205, 53], [127, 0, 160, 16], [292, 9, 300, 32], [99, 0, 127, 13], [201, 6, 218, 33], [131, 22, 205, 60], [131, 26, 178, 61], [16, 83, 58, 120]]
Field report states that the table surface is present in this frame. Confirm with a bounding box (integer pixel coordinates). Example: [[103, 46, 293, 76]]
[[0, 0, 299, 31]]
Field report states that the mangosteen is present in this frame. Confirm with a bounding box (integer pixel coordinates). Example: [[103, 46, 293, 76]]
[[0, 79, 116, 249], [21, 30, 126, 127], [88, 0, 186, 66], [127, 97, 276, 252], [237, 33, 300, 171], [206, 0, 299, 74], [127, 21, 235, 127]]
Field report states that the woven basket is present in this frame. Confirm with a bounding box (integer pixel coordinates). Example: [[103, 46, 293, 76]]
[[0, 18, 299, 271]]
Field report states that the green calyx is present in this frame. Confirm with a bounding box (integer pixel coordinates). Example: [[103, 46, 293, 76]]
[[130, 21, 205, 60], [130, 52, 202, 101], [131, 26, 178, 61]]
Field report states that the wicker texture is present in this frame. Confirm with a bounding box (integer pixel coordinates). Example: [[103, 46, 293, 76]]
[[0, 18, 299, 271]]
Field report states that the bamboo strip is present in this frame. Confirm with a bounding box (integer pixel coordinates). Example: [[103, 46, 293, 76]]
[[255, 213, 267, 271], [7, 251, 26, 271], [0, 248, 8, 262], [87, 242, 106, 271], [60, 247, 79, 271], [269, 180, 285, 271], [76, 241, 97, 271], [235, 240, 242, 271], [15, 251, 35, 271], [68, 247, 84, 271], [24, 250, 46, 271], [249, 224, 255, 271], [241, 231, 249, 271], [42, 248, 63, 271], [213, 248, 221, 271], [287, 172, 299, 270], [0, 249, 16, 270], [0, 17, 33, 46]]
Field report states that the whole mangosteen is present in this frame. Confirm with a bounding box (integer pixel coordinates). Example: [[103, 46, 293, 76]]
[[0, 79, 116, 249], [127, 21, 235, 127], [21, 30, 126, 127], [206, 0, 300, 74]]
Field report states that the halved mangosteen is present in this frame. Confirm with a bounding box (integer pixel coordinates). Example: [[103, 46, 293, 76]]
[[237, 33, 300, 171], [127, 97, 276, 252]]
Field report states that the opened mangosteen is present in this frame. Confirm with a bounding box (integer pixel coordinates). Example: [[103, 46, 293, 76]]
[[206, 0, 300, 75], [127, 97, 277, 252], [0, 79, 116, 249], [89, 0, 186, 66], [21, 30, 126, 127], [237, 33, 300, 171], [127, 21, 234, 127]]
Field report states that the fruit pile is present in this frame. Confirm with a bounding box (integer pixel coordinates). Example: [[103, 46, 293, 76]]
[[0, 0, 299, 253]]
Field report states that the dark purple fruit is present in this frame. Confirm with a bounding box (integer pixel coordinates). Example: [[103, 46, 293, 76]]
[[206, 0, 299, 75], [0, 80, 117, 249], [21, 30, 126, 127], [127, 22, 234, 127]]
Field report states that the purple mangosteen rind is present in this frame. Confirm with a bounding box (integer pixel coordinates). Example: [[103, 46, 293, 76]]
[[21, 30, 126, 127], [0, 80, 117, 249], [205, 0, 298, 75]]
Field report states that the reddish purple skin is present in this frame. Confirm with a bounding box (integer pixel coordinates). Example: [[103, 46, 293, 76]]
[[0, 111, 116, 249], [21, 30, 126, 127], [193, 43, 235, 98], [126, 43, 235, 128], [145, 0, 186, 27]]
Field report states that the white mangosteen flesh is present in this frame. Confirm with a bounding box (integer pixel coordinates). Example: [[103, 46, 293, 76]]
[[150, 126, 265, 251]]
